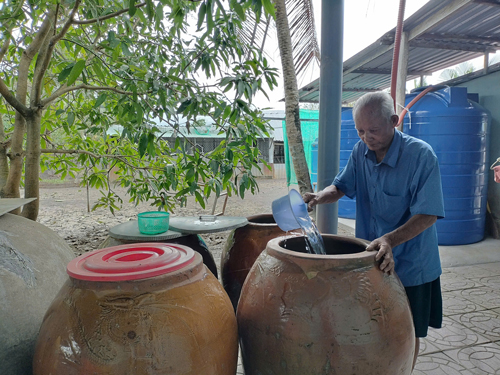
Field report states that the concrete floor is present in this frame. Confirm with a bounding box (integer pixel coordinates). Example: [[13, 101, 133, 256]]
[[237, 219, 500, 374]]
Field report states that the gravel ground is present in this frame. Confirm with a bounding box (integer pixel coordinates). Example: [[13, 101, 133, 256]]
[[36, 178, 352, 277]]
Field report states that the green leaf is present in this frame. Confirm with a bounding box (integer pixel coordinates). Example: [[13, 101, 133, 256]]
[[262, 0, 276, 17], [67, 112, 75, 126], [129, 0, 137, 17], [134, 102, 144, 124], [58, 63, 74, 83], [197, 3, 206, 30], [146, 0, 155, 19], [121, 42, 132, 57], [223, 168, 232, 183], [138, 133, 148, 157], [237, 80, 245, 97], [239, 181, 245, 198], [66, 60, 86, 86], [210, 160, 219, 174], [205, 0, 214, 32], [177, 99, 192, 114], [195, 191, 205, 209], [232, 2, 245, 20], [108, 31, 119, 48], [186, 167, 195, 182], [94, 94, 107, 108], [155, 4, 163, 27]]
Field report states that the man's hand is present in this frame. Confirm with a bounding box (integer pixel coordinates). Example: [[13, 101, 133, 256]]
[[366, 236, 395, 275], [303, 192, 320, 212], [302, 185, 345, 212]]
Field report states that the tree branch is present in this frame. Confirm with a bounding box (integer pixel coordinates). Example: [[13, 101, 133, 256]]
[[72, 2, 147, 25], [52, 0, 81, 44], [61, 38, 142, 82], [0, 78, 30, 117], [32, 1, 81, 104], [41, 148, 165, 172], [41, 84, 137, 107]]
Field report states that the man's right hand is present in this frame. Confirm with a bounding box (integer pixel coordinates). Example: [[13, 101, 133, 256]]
[[303, 192, 320, 212], [302, 185, 345, 212]]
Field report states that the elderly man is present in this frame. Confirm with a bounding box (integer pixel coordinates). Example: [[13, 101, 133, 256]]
[[304, 91, 445, 369]]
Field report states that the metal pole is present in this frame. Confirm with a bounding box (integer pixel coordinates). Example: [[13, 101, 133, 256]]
[[317, 0, 344, 234]]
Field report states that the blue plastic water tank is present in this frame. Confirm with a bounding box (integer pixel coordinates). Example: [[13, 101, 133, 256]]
[[403, 86, 490, 245], [338, 108, 357, 219]]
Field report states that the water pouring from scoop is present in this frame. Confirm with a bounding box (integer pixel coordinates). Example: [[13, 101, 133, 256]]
[[272, 189, 325, 255]]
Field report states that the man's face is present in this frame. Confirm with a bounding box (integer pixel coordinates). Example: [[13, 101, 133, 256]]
[[355, 106, 397, 154]]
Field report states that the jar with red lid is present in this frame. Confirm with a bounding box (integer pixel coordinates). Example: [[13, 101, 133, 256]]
[[33, 243, 237, 375]]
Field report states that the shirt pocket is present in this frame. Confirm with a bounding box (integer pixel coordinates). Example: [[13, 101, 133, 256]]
[[375, 191, 410, 226]]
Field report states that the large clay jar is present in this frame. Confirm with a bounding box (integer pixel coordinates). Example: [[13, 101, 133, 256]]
[[221, 214, 288, 311], [237, 235, 415, 375], [0, 213, 75, 375], [33, 243, 238, 375]]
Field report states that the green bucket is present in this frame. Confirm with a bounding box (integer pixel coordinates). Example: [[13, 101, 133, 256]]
[[137, 211, 170, 235]]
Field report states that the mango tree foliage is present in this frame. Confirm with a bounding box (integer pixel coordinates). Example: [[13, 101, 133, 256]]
[[0, 0, 278, 220]]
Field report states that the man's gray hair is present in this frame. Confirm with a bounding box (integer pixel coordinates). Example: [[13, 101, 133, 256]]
[[352, 92, 395, 124]]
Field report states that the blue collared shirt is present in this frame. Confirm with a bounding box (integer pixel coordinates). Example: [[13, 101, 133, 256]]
[[334, 130, 445, 287]]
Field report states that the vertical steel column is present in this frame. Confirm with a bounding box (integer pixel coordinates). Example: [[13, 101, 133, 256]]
[[317, 0, 344, 234]]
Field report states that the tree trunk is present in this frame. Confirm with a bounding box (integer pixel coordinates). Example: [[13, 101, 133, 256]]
[[21, 113, 41, 220], [274, 0, 313, 195], [0, 115, 9, 188]]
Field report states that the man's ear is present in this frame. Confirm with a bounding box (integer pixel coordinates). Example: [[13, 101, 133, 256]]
[[390, 114, 399, 128]]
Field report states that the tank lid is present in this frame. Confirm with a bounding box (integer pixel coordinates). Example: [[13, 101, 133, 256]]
[[67, 243, 195, 281]]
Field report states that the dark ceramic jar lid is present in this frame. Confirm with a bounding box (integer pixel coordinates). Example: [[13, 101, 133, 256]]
[[67, 243, 195, 281]]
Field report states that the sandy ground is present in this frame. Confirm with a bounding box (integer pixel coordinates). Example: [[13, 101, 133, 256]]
[[36, 178, 352, 276]]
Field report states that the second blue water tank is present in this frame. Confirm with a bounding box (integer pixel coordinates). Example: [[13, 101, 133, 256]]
[[403, 86, 490, 245]]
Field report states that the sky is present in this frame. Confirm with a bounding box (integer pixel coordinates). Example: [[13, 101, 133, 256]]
[[251, 0, 498, 110]]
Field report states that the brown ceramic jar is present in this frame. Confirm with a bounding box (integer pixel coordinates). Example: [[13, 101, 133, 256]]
[[33, 243, 238, 375], [221, 214, 291, 311], [237, 235, 415, 375]]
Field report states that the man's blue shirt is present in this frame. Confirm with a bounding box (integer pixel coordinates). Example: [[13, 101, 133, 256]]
[[333, 130, 445, 287]]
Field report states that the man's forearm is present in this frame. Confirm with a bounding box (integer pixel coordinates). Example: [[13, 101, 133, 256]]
[[382, 214, 437, 248], [318, 184, 345, 204]]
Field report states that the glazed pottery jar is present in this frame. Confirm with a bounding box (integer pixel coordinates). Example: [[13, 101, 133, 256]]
[[221, 214, 289, 311], [237, 235, 415, 375], [33, 243, 238, 375]]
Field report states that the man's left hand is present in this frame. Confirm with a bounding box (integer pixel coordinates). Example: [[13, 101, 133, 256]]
[[366, 236, 395, 275]]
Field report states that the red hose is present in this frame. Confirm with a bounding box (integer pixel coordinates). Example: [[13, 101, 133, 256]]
[[390, 0, 406, 112], [397, 86, 442, 127]]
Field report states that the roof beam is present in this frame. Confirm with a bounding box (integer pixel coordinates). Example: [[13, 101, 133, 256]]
[[472, 0, 500, 8], [419, 33, 500, 46], [342, 88, 382, 92], [343, 46, 393, 75], [409, 39, 497, 53], [298, 86, 319, 100], [351, 68, 433, 76]]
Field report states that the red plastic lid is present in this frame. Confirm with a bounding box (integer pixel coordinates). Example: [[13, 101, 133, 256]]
[[67, 243, 195, 281]]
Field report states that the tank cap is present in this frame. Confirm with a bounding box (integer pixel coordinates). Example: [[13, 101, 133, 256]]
[[67, 243, 195, 281]]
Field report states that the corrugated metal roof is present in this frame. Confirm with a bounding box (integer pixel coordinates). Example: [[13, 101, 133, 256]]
[[298, 0, 500, 104]]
